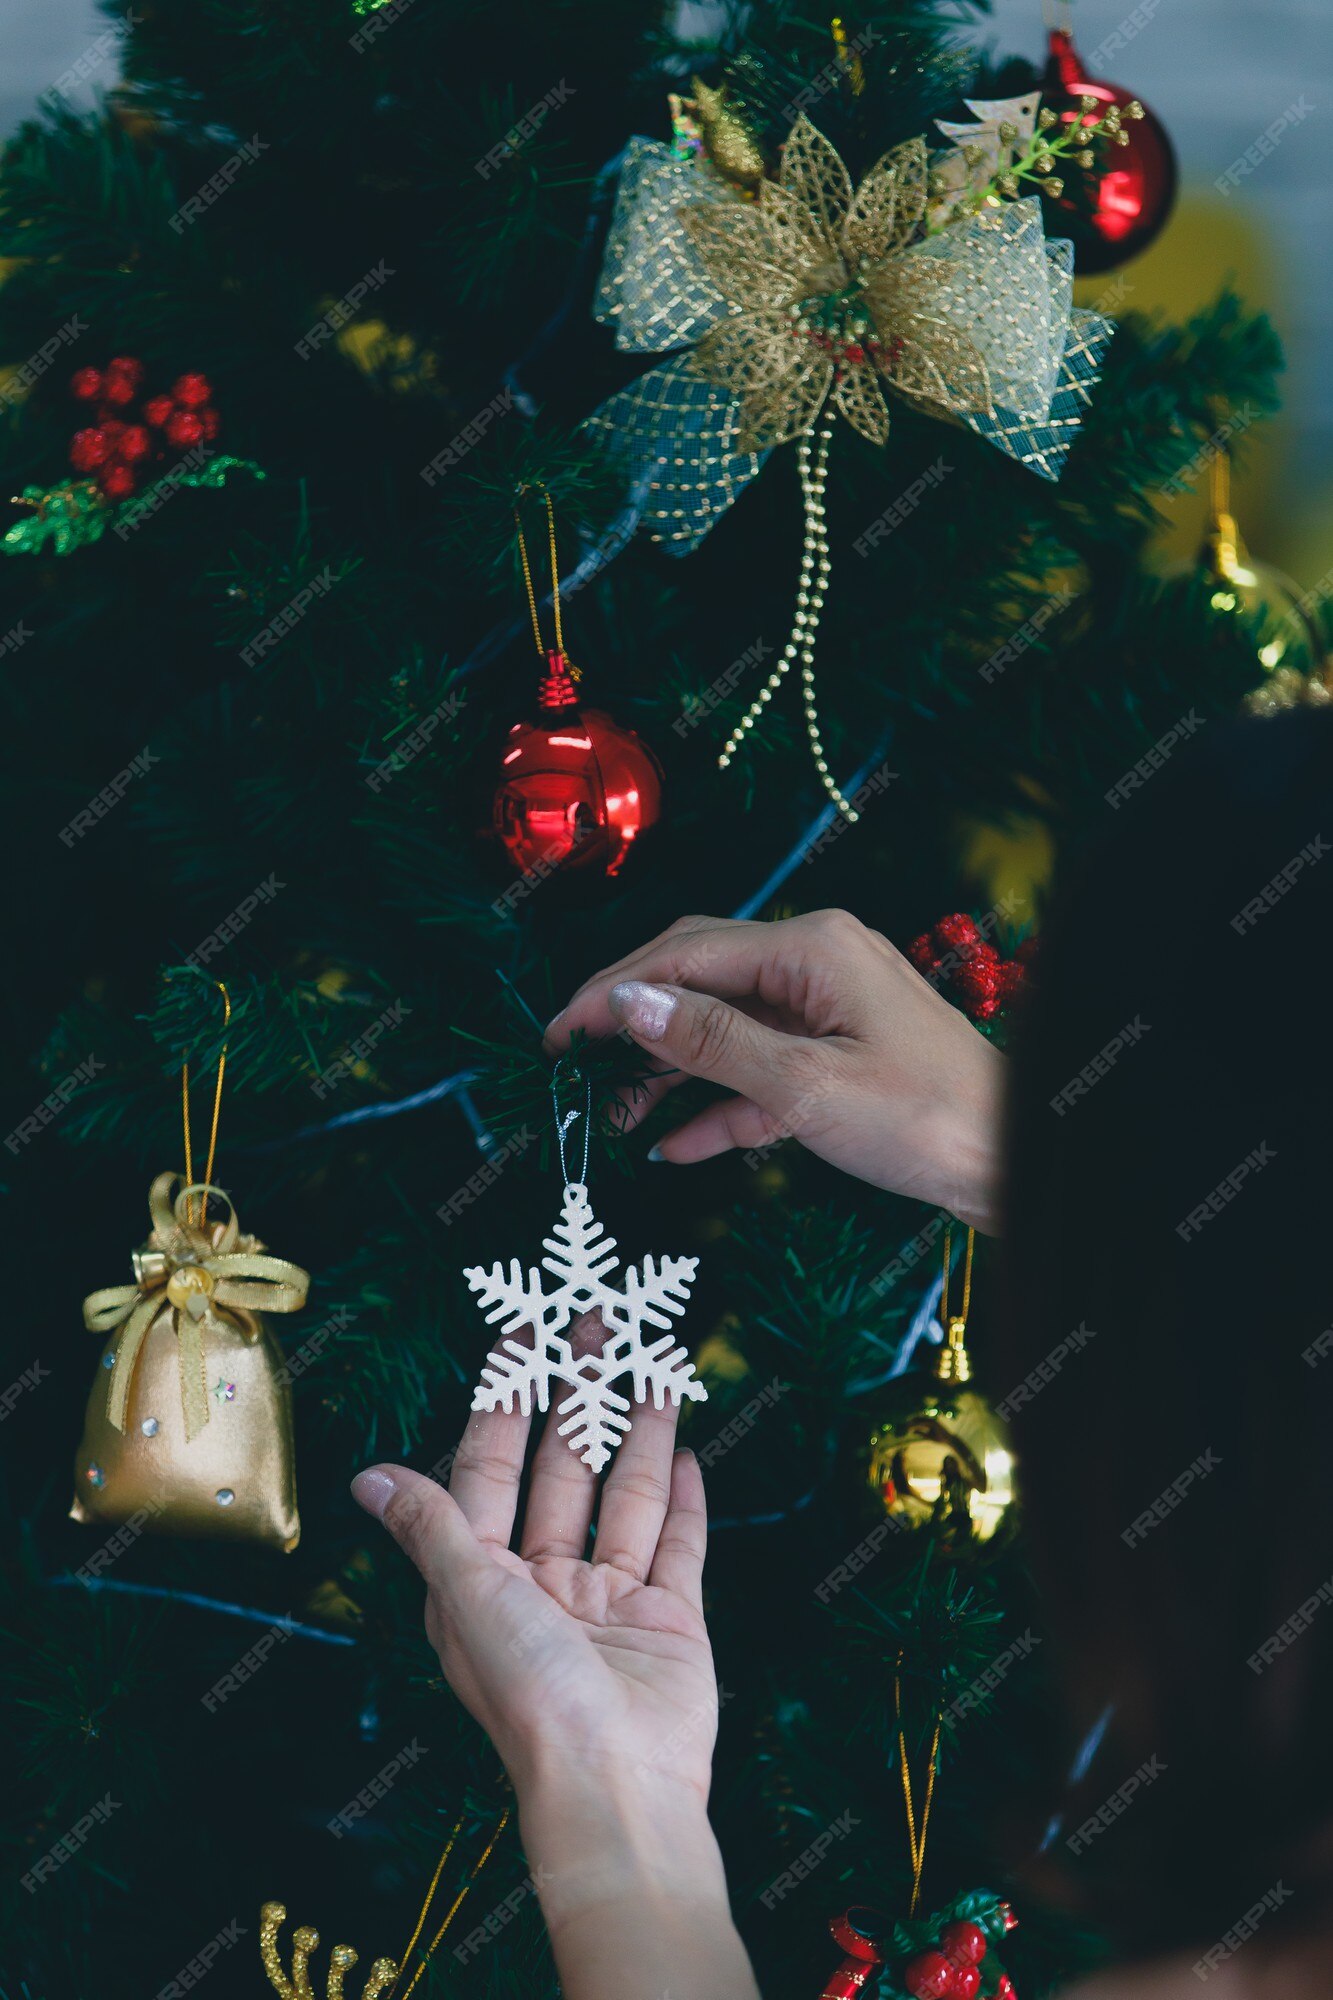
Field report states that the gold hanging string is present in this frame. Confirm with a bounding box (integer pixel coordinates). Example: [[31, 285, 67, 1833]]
[[512, 484, 567, 663], [388, 1812, 464, 1992], [940, 1220, 975, 1333], [1209, 442, 1231, 521], [894, 1669, 943, 1917], [391, 1805, 512, 2000], [180, 981, 231, 1230]]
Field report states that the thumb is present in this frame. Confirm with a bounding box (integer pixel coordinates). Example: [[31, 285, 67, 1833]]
[[352, 1463, 488, 1599], [609, 979, 794, 1103]]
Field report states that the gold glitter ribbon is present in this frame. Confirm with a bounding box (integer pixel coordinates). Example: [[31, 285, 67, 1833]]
[[83, 1172, 310, 1441], [588, 113, 1116, 551]]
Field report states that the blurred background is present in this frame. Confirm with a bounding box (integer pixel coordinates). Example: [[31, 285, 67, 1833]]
[[14, 0, 1327, 588]]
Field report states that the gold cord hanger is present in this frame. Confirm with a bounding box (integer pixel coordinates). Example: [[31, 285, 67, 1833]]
[[179, 980, 231, 1229]]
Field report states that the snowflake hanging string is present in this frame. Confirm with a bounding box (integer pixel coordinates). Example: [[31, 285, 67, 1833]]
[[464, 1074, 707, 1471]]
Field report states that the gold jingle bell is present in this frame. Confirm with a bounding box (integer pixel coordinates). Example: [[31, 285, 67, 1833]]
[[1175, 447, 1322, 685], [865, 1315, 1017, 1550], [166, 1261, 216, 1316]]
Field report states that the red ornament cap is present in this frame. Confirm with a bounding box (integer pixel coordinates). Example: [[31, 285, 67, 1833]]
[[538, 649, 580, 713]]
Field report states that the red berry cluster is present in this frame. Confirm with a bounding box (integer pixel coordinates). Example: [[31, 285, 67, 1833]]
[[904, 1922, 1015, 2000], [906, 913, 1033, 1023], [789, 326, 908, 370], [68, 358, 220, 501]]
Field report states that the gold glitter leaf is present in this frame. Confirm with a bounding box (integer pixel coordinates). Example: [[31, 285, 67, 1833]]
[[779, 114, 854, 248], [832, 364, 892, 446], [843, 137, 930, 268], [680, 183, 832, 312], [692, 313, 834, 452]]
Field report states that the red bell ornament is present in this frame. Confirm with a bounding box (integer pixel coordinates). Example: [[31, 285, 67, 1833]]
[[493, 650, 663, 880], [1040, 24, 1177, 273]]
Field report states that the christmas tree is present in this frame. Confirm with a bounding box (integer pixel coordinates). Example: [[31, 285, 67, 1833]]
[[0, 2, 1299, 1995]]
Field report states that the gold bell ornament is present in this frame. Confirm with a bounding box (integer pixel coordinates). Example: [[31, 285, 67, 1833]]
[[864, 1225, 1017, 1550], [70, 986, 309, 1551], [1187, 446, 1322, 684]]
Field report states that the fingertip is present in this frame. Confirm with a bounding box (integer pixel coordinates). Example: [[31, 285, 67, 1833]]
[[351, 1465, 398, 1520], [541, 1007, 568, 1051], [609, 980, 678, 1044]]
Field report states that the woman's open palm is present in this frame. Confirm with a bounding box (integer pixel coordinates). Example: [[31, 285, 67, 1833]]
[[352, 1327, 718, 1805]]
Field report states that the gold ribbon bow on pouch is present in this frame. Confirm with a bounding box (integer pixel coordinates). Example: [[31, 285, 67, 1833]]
[[84, 1172, 309, 1442]]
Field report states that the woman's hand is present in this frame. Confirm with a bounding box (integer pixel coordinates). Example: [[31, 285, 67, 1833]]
[[351, 1365, 715, 1800], [351, 1343, 760, 2000], [546, 909, 1005, 1233]]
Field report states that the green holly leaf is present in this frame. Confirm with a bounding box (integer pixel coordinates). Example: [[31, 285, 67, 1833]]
[[109, 455, 266, 536], [3, 457, 265, 557], [2, 481, 108, 555]]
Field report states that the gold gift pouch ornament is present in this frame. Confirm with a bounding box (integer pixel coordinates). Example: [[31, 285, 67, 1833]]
[[71, 1173, 308, 1552]]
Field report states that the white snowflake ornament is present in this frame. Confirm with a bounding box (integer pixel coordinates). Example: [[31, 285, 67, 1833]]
[[464, 1181, 707, 1471]]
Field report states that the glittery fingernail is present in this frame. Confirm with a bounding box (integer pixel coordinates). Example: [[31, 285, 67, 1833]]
[[351, 1468, 396, 1519], [609, 981, 677, 1043]]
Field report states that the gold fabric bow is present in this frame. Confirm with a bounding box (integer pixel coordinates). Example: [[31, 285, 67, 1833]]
[[681, 118, 1005, 454], [83, 1173, 309, 1442]]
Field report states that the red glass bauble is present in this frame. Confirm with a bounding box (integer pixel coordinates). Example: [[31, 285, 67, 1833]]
[[1040, 27, 1177, 274], [493, 652, 663, 880]]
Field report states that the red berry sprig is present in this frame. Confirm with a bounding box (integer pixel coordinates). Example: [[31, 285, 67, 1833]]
[[64, 359, 221, 501], [901, 1911, 1017, 2000], [906, 913, 1032, 1024]]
